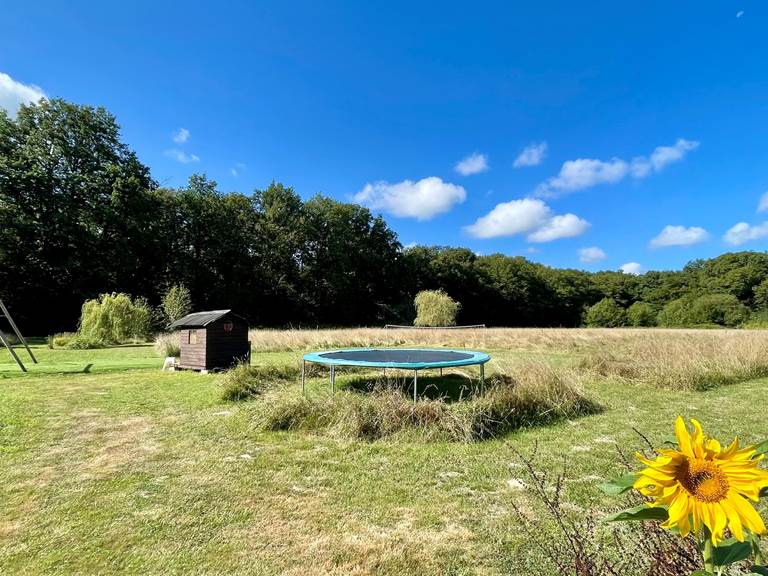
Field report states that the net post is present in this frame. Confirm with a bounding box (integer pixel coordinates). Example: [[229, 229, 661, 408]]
[[0, 329, 26, 372], [0, 299, 36, 364]]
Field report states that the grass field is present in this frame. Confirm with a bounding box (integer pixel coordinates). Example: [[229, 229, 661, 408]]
[[1, 330, 767, 574]]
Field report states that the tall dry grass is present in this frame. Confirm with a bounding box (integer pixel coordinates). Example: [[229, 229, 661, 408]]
[[153, 332, 180, 357], [248, 327, 607, 352], [249, 327, 768, 391], [249, 326, 768, 353], [578, 330, 768, 390]]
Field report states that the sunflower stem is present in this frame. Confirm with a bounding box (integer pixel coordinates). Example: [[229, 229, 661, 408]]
[[701, 531, 715, 573], [752, 533, 766, 566]]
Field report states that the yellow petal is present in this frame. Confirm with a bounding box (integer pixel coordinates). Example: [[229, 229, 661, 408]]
[[691, 501, 702, 534], [721, 437, 741, 458], [675, 416, 694, 458], [667, 493, 690, 527], [720, 498, 745, 541], [728, 493, 767, 535], [705, 438, 721, 456], [691, 419, 705, 458], [710, 503, 728, 544]]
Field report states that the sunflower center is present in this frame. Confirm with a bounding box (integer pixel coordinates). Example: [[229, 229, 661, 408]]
[[677, 458, 729, 502]]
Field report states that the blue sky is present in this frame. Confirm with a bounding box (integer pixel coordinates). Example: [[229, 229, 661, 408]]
[[2, 1, 768, 273]]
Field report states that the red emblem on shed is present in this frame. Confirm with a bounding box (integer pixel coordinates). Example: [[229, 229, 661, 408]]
[[223, 321, 234, 332]]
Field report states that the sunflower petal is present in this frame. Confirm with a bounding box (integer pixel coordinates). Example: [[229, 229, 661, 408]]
[[675, 417, 694, 458], [720, 498, 744, 541], [728, 493, 767, 536], [691, 419, 705, 458]]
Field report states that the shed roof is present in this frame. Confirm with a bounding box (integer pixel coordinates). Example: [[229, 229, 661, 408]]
[[169, 310, 245, 329]]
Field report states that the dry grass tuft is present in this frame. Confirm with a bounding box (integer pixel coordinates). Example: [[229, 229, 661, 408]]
[[219, 362, 300, 401], [250, 362, 600, 441], [153, 332, 180, 357], [578, 331, 768, 390]]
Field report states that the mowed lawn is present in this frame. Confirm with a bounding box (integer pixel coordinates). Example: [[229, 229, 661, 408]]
[[1, 338, 767, 575]]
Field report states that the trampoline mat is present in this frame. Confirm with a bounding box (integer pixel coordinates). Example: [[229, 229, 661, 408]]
[[318, 349, 474, 364]]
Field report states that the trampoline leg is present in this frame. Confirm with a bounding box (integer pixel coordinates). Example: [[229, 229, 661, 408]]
[[330, 365, 336, 395], [301, 360, 306, 395], [439, 367, 443, 377], [480, 363, 485, 395], [413, 370, 418, 402]]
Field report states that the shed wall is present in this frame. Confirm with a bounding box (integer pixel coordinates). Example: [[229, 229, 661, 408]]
[[178, 329, 207, 370]]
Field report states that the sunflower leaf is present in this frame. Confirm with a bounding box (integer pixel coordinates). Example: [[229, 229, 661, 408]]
[[599, 473, 638, 496], [753, 439, 768, 457], [689, 571, 714, 576], [604, 505, 668, 522], [712, 539, 752, 567], [760, 487, 768, 498], [749, 567, 768, 576]]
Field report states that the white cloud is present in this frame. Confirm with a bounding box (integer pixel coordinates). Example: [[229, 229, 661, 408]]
[[464, 198, 589, 242], [736, 10, 744, 18], [536, 158, 629, 197], [527, 214, 590, 243], [464, 198, 550, 239], [535, 138, 699, 197], [230, 162, 246, 177], [724, 221, 768, 246], [355, 176, 466, 220], [757, 191, 768, 213], [172, 128, 190, 144], [630, 139, 700, 177], [650, 225, 709, 248], [164, 149, 200, 164], [513, 142, 547, 168], [454, 153, 489, 176], [578, 246, 607, 264], [0, 72, 45, 118], [620, 262, 643, 275]]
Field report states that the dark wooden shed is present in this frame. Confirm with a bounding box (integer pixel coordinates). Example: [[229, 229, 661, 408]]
[[169, 310, 250, 372]]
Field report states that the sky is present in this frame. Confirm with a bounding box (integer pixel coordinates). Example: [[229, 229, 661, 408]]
[[2, 1, 768, 274]]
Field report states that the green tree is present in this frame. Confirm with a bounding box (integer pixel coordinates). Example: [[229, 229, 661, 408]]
[[688, 293, 748, 327], [0, 99, 158, 332], [695, 252, 768, 304], [301, 195, 402, 325], [592, 271, 640, 307], [414, 290, 461, 326], [627, 302, 657, 327], [172, 175, 256, 318], [657, 298, 692, 327], [584, 298, 627, 327], [475, 254, 548, 326], [752, 278, 768, 310], [162, 285, 192, 324], [79, 293, 153, 343]]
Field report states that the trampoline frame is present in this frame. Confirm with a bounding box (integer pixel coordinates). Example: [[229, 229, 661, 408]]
[[301, 348, 491, 401]]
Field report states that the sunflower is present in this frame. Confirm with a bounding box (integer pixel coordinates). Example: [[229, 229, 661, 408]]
[[634, 416, 768, 544]]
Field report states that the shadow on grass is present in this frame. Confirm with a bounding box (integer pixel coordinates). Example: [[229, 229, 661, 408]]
[[345, 373, 482, 403]]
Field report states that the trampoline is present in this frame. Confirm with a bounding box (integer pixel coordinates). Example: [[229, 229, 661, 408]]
[[301, 348, 491, 401]]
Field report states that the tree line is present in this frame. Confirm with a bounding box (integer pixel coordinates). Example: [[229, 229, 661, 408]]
[[2, 99, 768, 334]]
